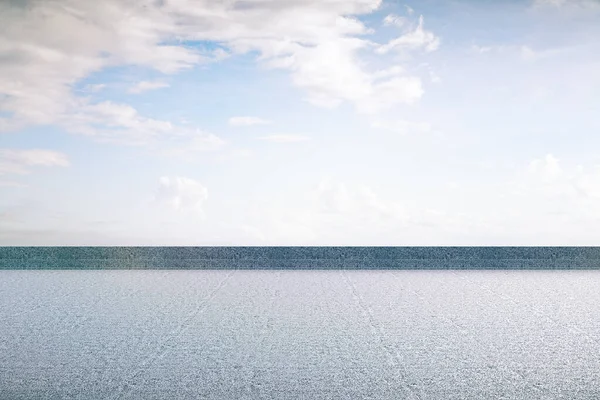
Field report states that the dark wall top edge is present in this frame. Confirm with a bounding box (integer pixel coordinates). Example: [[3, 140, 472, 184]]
[[1, 247, 600, 260], [1, 259, 600, 270]]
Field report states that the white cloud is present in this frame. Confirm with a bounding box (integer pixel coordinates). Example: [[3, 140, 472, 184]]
[[0, 0, 438, 135], [59, 100, 223, 148], [405, 5, 415, 15], [263, 37, 372, 110], [259, 134, 310, 143], [468, 154, 600, 242], [528, 153, 563, 181], [155, 176, 208, 216], [372, 66, 406, 79], [66, 101, 173, 137], [383, 14, 408, 27], [228, 116, 272, 126], [469, 43, 567, 64], [0, 149, 69, 175], [0, 0, 222, 145], [239, 154, 600, 245], [312, 179, 407, 220], [522, 154, 600, 202], [240, 178, 419, 244], [358, 76, 424, 113], [128, 80, 170, 94], [532, 0, 600, 9], [377, 16, 440, 54]]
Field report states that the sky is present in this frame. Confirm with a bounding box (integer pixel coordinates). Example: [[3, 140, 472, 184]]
[[1, 0, 599, 246]]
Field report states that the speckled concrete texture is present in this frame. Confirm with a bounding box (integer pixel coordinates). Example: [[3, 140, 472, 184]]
[[1, 269, 600, 399]]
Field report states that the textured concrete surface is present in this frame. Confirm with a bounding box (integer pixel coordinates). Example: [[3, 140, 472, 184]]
[[1, 270, 599, 399]]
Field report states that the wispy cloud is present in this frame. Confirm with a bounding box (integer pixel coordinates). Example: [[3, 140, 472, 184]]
[[383, 14, 408, 28], [60, 101, 223, 148], [0, 149, 70, 175], [128, 80, 170, 94], [377, 16, 440, 54], [0, 0, 438, 138], [228, 116, 272, 127], [532, 0, 600, 10]]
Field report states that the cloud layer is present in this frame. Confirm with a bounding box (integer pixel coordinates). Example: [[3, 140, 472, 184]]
[[2, 0, 598, 245], [155, 176, 209, 216], [228, 116, 272, 127], [0, 0, 436, 137], [0, 149, 69, 175]]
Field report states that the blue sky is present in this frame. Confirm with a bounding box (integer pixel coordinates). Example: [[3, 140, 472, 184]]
[[1, 0, 600, 245]]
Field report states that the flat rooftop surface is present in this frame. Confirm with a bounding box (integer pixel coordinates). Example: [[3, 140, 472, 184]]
[[1, 270, 599, 399]]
